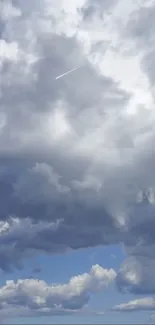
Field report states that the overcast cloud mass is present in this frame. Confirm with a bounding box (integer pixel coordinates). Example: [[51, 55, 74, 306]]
[[1, 0, 155, 323]]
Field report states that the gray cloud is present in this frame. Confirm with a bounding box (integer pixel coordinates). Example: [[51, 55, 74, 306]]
[[80, 0, 117, 20], [124, 2, 155, 51], [0, 214, 121, 271], [121, 1, 155, 100], [116, 255, 155, 294]]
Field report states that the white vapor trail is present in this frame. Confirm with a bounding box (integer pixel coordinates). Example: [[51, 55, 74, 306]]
[[55, 66, 82, 80]]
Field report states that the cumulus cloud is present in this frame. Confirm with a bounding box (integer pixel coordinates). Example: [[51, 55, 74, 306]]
[[0, 0, 155, 311], [0, 264, 116, 321]]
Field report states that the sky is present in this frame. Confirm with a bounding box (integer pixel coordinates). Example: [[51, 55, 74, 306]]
[[0, 0, 155, 323]]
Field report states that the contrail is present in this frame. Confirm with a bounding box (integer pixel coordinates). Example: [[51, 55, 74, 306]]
[[55, 66, 82, 80]]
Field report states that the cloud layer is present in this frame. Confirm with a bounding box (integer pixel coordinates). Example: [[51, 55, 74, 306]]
[[1, 0, 155, 320]]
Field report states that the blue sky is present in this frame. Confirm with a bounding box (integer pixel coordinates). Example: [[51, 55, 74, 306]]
[[1, 0, 155, 323]]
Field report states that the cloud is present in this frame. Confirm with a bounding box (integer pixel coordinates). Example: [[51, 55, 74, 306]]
[[0, 264, 115, 321], [0, 0, 21, 22], [1, 0, 155, 308], [113, 297, 155, 312], [115, 194, 155, 294], [0, 216, 121, 271], [116, 255, 155, 294], [80, 0, 117, 20]]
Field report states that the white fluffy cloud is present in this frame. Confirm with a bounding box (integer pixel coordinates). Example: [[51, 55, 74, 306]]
[[0, 264, 115, 320]]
